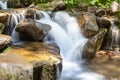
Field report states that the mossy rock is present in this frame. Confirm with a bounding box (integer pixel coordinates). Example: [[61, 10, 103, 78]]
[[0, 23, 5, 34], [33, 61, 58, 80], [83, 28, 107, 59]]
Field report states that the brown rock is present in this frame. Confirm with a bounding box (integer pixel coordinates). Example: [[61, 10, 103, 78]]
[[77, 12, 99, 38], [96, 17, 111, 28], [15, 19, 51, 41], [0, 12, 9, 25]]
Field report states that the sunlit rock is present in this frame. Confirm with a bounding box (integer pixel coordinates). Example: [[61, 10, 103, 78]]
[[110, 1, 120, 13], [77, 12, 99, 38], [0, 42, 61, 80], [15, 19, 51, 41], [83, 28, 107, 59]]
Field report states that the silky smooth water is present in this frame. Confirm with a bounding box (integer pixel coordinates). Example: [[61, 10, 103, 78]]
[[36, 11, 105, 80], [104, 20, 120, 54]]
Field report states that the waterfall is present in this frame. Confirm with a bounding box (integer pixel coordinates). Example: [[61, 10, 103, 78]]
[[106, 20, 120, 53], [0, 0, 7, 9], [36, 11, 105, 80]]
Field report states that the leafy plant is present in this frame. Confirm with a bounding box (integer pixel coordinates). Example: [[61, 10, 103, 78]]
[[63, 0, 90, 7], [90, 0, 112, 8]]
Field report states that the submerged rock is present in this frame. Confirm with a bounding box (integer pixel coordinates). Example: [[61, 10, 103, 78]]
[[77, 12, 99, 38], [16, 19, 51, 41], [0, 34, 11, 50], [83, 28, 107, 59], [0, 23, 5, 34], [91, 51, 109, 64]]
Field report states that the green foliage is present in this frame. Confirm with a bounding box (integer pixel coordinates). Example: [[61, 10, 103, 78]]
[[63, 0, 90, 7], [90, 0, 111, 8], [90, 0, 120, 8]]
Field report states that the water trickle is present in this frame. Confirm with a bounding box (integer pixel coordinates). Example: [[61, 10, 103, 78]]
[[0, 0, 7, 9], [106, 20, 120, 53]]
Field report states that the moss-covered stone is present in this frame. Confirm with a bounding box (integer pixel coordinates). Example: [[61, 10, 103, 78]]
[[0, 23, 5, 34], [33, 61, 59, 80], [83, 28, 107, 59]]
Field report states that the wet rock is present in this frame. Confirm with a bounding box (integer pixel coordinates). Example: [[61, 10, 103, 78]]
[[25, 9, 35, 19], [52, 0, 66, 12], [91, 51, 109, 63], [16, 19, 51, 41], [25, 9, 44, 20], [110, 1, 120, 13], [0, 34, 11, 50], [83, 28, 107, 59], [95, 9, 105, 17], [77, 12, 99, 38], [0, 23, 5, 34], [33, 61, 61, 80], [96, 17, 111, 28]]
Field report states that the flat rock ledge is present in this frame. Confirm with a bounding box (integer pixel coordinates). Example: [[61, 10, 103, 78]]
[[0, 42, 61, 80]]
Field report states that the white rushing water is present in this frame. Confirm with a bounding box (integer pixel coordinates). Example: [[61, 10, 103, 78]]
[[0, 0, 7, 9], [36, 11, 105, 80]]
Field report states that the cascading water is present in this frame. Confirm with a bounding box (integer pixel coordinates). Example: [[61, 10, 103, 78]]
[[3, 10, 26, 43], [106, 20, 120, 53], [0, 0, 7, 9], [36, 11, 105, 80]]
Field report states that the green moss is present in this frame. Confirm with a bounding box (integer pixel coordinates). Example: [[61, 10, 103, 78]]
[[2, 46, 12, 53], [0, 23, 5, 34], [36, 3, 52, 8]]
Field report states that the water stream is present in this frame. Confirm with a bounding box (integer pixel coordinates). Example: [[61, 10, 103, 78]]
[[0, 0, 7, 9], [106, 20, 120, 53], [36, 11, 105, 80], [7, 9, 106, 80]]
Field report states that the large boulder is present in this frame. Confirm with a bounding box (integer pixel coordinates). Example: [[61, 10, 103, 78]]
[[0, 23, 5, 34], [0, 34, 11, 50], [82, 28, 107, 59], [15, 19, 51, 41], [0, 42, 61, 80], [77, 12, 99, 38]]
